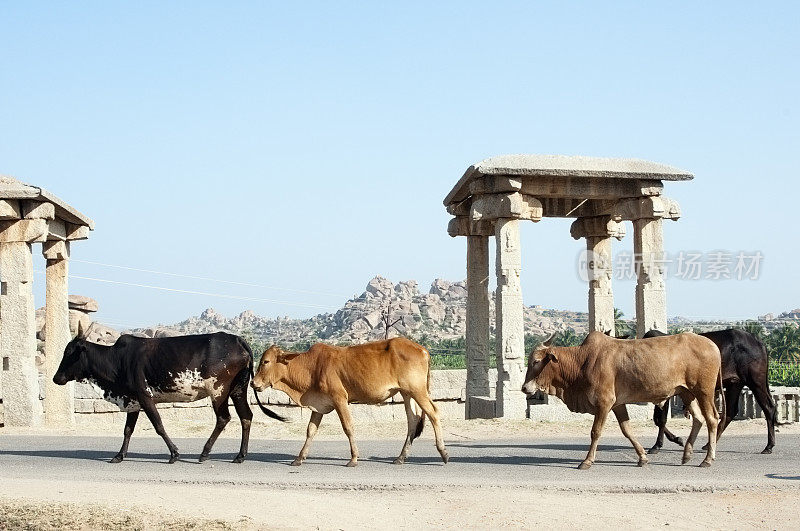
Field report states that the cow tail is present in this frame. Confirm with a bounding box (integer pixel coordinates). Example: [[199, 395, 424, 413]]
[[717, 363, 726, 422], [761, 339, 787, 426], [410, 348, 430, 443], [241, 337, 288, 423]]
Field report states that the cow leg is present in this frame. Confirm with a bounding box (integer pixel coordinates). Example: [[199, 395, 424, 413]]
[[199, 395, 232, 463], [410, 391, 449, 464], [749, 379, 777, 454], [580, 408, 610, 470], [613, 405, 648, 467], [703, 382, 742, 451], [110, 411, 140, 463], [333, 399, 359, 467], [292, 411, 323, 466], [394, 393, 418, 465], [138, 396, 180, 463], [648, 403, 668, 454], [680, 396, 704, 465], [695, 391, 719, 467], [230, 371, 254, 463]]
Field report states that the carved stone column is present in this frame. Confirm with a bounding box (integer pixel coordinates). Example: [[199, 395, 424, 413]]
[[571, 217, 625, 334], [494, 219, 527, 419], [465, 235, 491, 419], [633, 217, 667, 337], [612, 197, 680, 338], [43, 240, 74, 425], [0, 240, 43, 426]]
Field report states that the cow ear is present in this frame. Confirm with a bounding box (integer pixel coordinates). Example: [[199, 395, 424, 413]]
[[279, 353, 300, 364], [542, 333, 556, 347], [546, 351, 559, 364]]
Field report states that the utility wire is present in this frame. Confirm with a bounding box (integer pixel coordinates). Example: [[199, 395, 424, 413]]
[[33, 270, 337, 311], [71, 258, 348, 298]]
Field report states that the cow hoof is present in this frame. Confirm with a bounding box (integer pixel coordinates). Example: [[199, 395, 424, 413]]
[[232, 455, 245, 464], [674, 438, 685, 447], [761, 448, 773, 454], [346, 460, 358, 467], [441, 451, 449, 464], [392, 458, 405, 465], [109, 455, 124, 464], [699, 460, 712, 468], [577, 461, 592, 470], [290, 459, 303, 467], [681, 455, 691, 465], [168, 454, 179, 464], [701, 443, 709, 451], [647, 446, 661, 455], [637, 458, 649, 467], [198, 454, 209, 463]]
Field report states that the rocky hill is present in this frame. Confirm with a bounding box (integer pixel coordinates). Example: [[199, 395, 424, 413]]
[[133, 276, 591, 345]]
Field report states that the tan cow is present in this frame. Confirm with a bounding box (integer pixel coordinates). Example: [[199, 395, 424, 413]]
[[521, 331, 722, 469], [251, 337, 449, 467]]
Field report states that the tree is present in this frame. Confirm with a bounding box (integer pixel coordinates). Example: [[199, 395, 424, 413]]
[[614, 308, 633, 338], [553, 328, 581, 347], [765, 323, 800, 363]]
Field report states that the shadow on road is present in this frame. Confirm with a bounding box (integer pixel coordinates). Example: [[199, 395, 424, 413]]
[[765, 473, 800, 480]]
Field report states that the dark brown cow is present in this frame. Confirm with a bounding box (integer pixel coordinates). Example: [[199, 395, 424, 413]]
[[251, 337, 449, 467], [645, 328, 777, 454], [521, 331, 722, 469]]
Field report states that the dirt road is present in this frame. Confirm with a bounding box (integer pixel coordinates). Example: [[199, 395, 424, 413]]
[[1, 418, 798, 529]]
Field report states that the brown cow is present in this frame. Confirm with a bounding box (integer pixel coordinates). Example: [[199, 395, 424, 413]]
[[521, 331, 722, 469], [251, 337, 449, 467]]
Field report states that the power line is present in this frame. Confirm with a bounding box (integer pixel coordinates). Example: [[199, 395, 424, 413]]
[[33, 270, 337, 311], [71, 258, 348, 298]]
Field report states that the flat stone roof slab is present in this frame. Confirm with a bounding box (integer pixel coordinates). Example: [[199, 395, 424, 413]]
[[444, 154, 693, 206], [0, 175, 94, 229]]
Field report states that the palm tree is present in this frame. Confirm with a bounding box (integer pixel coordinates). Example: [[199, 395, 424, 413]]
[[614, 308, 633, 338], [553, 328, 581, 347], [766, 323, 800, 363]]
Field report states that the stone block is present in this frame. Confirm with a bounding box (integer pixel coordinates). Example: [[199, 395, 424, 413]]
[[471, 193, 542, 222], [42, 240, 69, 260], [74, 399, 95, 414], [68, 295, 99, 313], [0, 219, 48, 243], [0, 199, 21, 220], [74, 381, 105, 399], [93, 400, 121, 413], [467, 396, 496, 419], [22, 201, 55, 220]]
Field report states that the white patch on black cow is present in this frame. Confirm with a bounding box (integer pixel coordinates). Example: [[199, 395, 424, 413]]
[[150, 369, 221, 403]]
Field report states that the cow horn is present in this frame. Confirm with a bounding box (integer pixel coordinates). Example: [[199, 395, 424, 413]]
[[76, 320, 87, 339], [542, 333, 557, 347]]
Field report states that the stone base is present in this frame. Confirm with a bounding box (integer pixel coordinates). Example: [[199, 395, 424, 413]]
[[467, 396, 496, 419]]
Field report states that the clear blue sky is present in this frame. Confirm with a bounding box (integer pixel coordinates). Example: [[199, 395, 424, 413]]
[[2, 2, 798, 328]]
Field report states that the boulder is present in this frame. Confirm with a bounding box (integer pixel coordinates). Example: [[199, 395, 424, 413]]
[[68, 295, 99, 313]]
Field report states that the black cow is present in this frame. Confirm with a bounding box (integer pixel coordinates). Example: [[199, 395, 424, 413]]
[[645, 329, 777, 454], [53, 327, 286, 463]]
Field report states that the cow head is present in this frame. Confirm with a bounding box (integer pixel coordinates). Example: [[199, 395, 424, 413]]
[[53, 324, 90, 385], [251, 345, 299, 391], [521, 334, 559, 395]]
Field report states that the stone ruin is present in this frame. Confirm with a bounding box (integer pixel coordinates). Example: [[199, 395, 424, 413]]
[[445, 154, 693, 419], [0, 176, 93, 427]]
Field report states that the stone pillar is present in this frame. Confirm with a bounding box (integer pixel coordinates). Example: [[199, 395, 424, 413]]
[[571, 216, 625, 335], [465, 235, 491, 419], [494, 219, 527, 419], [0, 241, 43, 426], [586, 235, 615, 333], [633, 217, 666, 337], [43, 240, 74, 426]]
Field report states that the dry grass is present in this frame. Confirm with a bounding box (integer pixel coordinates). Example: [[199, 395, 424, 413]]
[[0, 500, 242, 531]]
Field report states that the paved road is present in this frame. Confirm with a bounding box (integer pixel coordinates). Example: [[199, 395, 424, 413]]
[[1, 433, 799, 493]]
